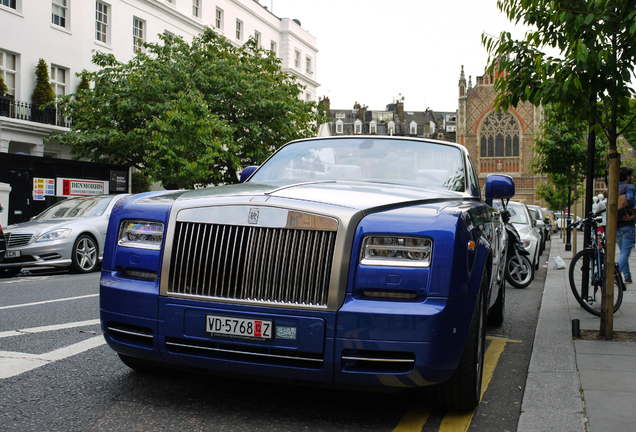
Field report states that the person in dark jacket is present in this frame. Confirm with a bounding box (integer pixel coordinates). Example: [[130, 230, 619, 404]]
[[617, 167, 636, 283]]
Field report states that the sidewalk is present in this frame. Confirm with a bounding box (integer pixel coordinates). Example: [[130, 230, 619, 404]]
[[517, 231, 636, 432]]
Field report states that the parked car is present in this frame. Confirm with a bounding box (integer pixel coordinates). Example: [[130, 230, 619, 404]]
[[0, 194, 130, 277], [100, 137, 515, 411], [553, 212, 580, 232], [0, 225, 5, 264], [508, 202, 541, 270], [527, 205, 547, 254]]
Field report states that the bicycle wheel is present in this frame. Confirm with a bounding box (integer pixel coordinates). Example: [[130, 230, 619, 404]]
[[569, 249, 622, 316]]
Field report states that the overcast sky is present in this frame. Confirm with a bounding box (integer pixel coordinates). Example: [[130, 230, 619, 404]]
[[267, 0, 532, 112]]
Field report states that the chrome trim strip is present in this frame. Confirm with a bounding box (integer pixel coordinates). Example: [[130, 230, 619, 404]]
[[341, 356, 415, 363], [165, 341, 324, 363], [107, 327, 153, 339]]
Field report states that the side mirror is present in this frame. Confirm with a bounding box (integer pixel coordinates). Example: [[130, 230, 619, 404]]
[[484, 174, 515, 206], [239, 166, 259, 183]]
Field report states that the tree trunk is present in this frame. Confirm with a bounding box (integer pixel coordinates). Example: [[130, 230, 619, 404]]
[[603, 148, 619, 339]]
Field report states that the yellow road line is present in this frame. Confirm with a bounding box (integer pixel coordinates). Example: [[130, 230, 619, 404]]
[[392, 337, 520, 432], [392, 406, 432, 432]]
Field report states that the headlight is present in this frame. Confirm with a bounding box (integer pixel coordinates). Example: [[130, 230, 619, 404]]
[[118, 220, 164, 250], [360, 236, 432, 267], [35, 229, 72, 242]]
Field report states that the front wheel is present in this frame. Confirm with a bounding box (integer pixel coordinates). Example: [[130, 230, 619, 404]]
[[70, 234, 98, 273], [506, 253, 534, 288], [569, 249, 623, 316]]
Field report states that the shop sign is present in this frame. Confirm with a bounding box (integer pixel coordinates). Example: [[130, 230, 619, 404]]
[[56, 178, 109, 196]]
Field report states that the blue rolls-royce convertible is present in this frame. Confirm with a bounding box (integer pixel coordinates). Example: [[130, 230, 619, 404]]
[[100, 136, 514, 411]]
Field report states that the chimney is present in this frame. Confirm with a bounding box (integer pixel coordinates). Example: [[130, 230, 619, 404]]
[[359, 104, 367, 121], [397, 100, 404, 124]]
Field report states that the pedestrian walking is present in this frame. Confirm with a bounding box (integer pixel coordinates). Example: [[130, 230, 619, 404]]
[[617, 167, 636, 283]]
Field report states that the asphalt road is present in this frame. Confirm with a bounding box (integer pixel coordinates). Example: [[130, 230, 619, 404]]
[[0, 249, 547, 432]]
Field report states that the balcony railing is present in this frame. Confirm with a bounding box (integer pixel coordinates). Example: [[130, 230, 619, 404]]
[[0, 95, 70, 128]]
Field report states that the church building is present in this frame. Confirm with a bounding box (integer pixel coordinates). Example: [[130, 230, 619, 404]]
[[456, 65, 545, 204]]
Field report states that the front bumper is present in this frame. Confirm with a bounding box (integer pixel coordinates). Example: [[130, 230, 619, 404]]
[[0, 241, 74, 269], [101, 271, 475, 388]]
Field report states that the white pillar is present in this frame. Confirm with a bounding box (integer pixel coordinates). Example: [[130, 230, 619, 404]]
[[0, 139, 8, 153]]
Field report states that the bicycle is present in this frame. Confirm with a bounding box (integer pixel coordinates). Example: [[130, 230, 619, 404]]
[[568, 210, 624, 316]]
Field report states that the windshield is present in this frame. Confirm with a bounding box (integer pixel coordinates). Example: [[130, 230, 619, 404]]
[[493, 201, 529, 224], [249, 138, 466, 192], [34, 196, 115, 221]]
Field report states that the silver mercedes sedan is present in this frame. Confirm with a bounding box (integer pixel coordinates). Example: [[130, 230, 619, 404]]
[[0, 194, 130, 277]]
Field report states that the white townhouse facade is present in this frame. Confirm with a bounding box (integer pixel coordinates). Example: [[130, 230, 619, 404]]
[[0, 0, 319, 158]]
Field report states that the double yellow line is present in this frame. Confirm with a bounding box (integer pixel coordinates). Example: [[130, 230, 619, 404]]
[[393, 336, 521, 432]]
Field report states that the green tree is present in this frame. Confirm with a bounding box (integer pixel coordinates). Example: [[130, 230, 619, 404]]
[[0, 73, 7, 96], [535, 174, 569, 213], [52, 28, 328, 189], [483, 0, 636, 338], [31, 58, 56, 105], [76, 71, 90, 93], [131, 171, 152, 193], [532, 104, 609, 203]]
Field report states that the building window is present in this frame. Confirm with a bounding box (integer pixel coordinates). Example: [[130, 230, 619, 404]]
[[236, 19, 243, 40], [335, 113, 345, 119], [95, 1, 109, 44], [50, 65, 67, 97], [369, 120, 377, 134], [52, 0, 67, 28], [215, 8, 223, 30], [306, 93, 312, 102], [306, 57, 312, 75], [294, 50, 300, 68], [0, 51, 17, 97], [254, 31, 261, 47], [270, 40, 276, 54], [479, 111, 520, 158], [335, 119, 344, 134], [354, 120, 362, 134], [133, 17, 145, 53], [1, 0, 16, 10], [192, 0, 200, 18], [410, 121, 417, 135]]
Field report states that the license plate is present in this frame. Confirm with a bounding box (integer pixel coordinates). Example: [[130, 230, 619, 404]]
[[5, 250, 20, 258], [206, 315, 273, 341]]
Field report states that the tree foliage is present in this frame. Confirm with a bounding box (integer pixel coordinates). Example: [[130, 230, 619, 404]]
[[532, 104, 608, 202], [52, 28, 328, 189], [483, 0, 636, 148], [0, 73, 7, 96], [535, 174, 569, 213], [76, 71, 90, 93], [31, 58, 56, 105]]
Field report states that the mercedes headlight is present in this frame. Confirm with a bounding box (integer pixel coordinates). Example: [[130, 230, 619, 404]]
[[361, 236, 432, 267], [35, 229, 72, 242], [118, 220, 164, 250]]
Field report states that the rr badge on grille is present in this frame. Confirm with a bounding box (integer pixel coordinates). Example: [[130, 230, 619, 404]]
[[248, 208, 260, 224]]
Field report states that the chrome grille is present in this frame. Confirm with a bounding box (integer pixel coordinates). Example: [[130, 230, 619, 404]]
[[167, 222, 337, 307], [6, 233, 33, 248]]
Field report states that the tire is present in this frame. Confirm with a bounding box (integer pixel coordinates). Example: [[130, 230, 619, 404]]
[[435, 276, 487, 411], [506, 254, 534, 288], [70, 234, 98, 273], [488, 279, 506, 326], [118, 353, 170, 375], [569, 249, 623, 316], [0, 267, 21, 278]]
